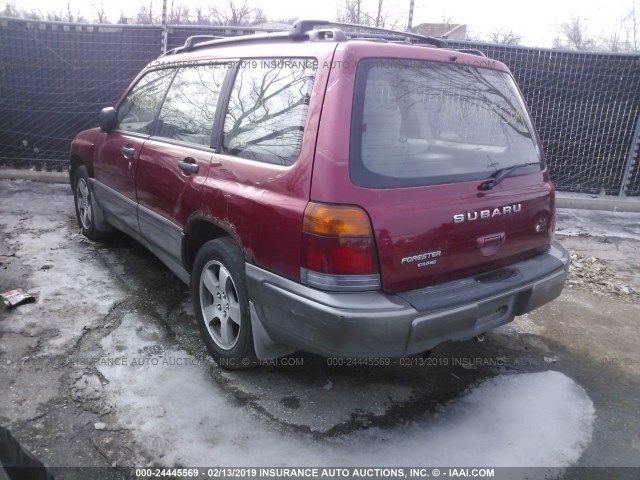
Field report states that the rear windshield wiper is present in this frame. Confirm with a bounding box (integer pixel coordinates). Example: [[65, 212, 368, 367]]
[[480, 162, 541, 190]]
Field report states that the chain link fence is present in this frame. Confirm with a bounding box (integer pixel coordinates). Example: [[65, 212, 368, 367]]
[[0, 18, 160, 171], [1, 17, 639, 195], [445, 40, 640, 196], [164, 24, 280, 50]]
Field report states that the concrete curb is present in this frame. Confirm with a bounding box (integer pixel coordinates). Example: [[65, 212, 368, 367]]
[[0, 168, 68, 184], [556, 193, 640, 213], [2, 168, 640, 213]]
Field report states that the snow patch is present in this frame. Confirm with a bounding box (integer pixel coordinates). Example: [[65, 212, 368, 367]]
[[556, 208, 640, 241], [0, 180, 125, 355], [98, 313, 595, 468]]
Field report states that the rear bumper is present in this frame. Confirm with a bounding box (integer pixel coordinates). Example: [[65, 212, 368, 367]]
[[246, 242, 569, 358]]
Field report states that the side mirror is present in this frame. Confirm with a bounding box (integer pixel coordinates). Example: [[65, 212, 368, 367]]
[[99, 107, 117, 133]]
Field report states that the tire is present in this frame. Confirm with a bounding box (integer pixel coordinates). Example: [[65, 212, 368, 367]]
[[73, 165, 102, 240], [192, 238, 256, 369]]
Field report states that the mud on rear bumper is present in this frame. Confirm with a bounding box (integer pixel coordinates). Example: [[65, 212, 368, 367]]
[[246, 242, 569, 359]]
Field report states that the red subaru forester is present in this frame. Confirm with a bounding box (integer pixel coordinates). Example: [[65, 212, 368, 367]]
[[70, 20, 569, 368]]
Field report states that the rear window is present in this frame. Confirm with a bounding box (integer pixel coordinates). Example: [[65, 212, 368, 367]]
[[350, 59, 542, 188]]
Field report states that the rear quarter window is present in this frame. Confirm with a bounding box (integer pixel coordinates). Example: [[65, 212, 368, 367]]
[[350, 59, 542, 188], [221, 59, 317, 166]]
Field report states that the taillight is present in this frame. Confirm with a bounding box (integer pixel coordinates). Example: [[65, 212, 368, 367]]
[[301, 202, 380, 291]]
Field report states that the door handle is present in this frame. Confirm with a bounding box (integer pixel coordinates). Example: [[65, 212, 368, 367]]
[[121, 146, 135, 157], [476, 233, 506, 248], [476, 232, 506, 257], [178, 160, 199, 174]]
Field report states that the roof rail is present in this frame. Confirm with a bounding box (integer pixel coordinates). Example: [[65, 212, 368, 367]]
[[307, 28, 348, 42], [166, 18, 446, 56], [289, 19, 446, 45], [456, 48, 486, 57], [166, 31, 291, 55], [309, 20, 446, 48], [183, 35, 222, 51], [289, 19, 331, 39], [288, 20, 348, 42]]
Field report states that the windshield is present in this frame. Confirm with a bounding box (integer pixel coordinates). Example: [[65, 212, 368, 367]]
[[350, 59, 543, 188]]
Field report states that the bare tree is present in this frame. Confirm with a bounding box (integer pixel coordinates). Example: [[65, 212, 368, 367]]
[[60, 3, 86, 23], [374, 0, 384, 27], [117, 11, 130, 24], [336, 0, 403, 28], [465, 29, 482, 42], [1, 0, 89, 22], [136, 2, 157, 24], [598, 3, 639, 52], [211, 0, 254, 26], [45, 11, 61, 21], [371, 0, 403, 28], [168, 4, 190, 24], [488, 28, 522, 45], [553, 17, 597, 50], [193, 6, 212, 24], [624, 0, 639, 51], [253, 7, 268, 25], [602, 17, 625, 51], [1, 2, 20, 17], [1, 1, 53, 20], [440, 15, 453, 25], [336, 0, 364, 24], [94, 6, 109, 24]]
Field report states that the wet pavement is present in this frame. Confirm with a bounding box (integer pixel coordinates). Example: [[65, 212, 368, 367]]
[[0, 179, 639, 479]]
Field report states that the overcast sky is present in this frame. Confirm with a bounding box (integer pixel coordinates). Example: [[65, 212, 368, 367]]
[[9, 0, 638, 47]]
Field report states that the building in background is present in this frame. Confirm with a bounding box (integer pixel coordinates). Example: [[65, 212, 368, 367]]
[[412, 23, 467, 40]]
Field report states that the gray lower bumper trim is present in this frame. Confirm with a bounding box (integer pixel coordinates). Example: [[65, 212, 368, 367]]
[[397, 243, 569, 315], [246, 242, 569, 358]]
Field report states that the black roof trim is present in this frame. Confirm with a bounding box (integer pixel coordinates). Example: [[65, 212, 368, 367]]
[[456, 48, 486, 57], [167, 32, 292, 55], [324, 21, 445, 48], [289, 19, 331, 39], [183, 35, 222, 51], [166, 18, 447, 55]]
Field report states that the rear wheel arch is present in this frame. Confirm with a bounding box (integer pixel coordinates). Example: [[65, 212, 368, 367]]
[[72, 162, 114, 239], [69, 155, 84, 189], [183, 217, 245, 273]]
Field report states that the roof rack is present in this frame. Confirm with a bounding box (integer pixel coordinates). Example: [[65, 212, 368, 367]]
[[183, 35, 222, 51], [314, 20, 446, 48], [165, 32, 292, 55], [288, 19, 331, 39], [167, 18, 447, 55], [456, 48, 486, 57]]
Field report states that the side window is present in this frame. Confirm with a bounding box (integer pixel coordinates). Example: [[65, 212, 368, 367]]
[[222, 59, 316, 165], [117, 69, 175, 135], [155, 64, 229, 146]]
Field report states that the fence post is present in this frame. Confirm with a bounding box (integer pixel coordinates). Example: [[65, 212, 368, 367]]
[[406, 0, 414, 31], [161, 0, 168, 53], [620, 113, 640, 197]]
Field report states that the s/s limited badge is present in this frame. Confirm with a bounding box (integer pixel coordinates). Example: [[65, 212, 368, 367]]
[[401, 250, 441, 268]]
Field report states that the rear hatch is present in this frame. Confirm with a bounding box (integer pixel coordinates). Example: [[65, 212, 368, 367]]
[[349, 58, 554, 293]]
